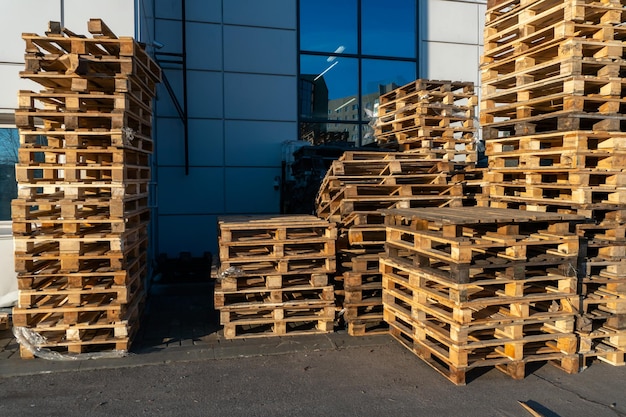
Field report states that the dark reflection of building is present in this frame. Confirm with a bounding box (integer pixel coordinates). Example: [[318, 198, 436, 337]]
[[300, 75, 344, 145], [327, 83, 398, 146]]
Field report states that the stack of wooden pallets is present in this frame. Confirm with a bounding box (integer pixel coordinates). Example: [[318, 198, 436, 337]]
[[381, 207, 584, 385], [480, 0, 626, 366], [214, 215, 337, 339], [316, 151, 470, 336], [375, 79, 478, 165], [11, 20, 160, 358], [576, 211, 626, 366]]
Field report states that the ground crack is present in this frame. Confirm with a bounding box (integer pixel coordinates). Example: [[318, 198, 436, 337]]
[[533, 373, 626, 417]]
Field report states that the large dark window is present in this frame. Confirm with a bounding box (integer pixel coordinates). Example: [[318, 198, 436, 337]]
[[299, 0, 418, 146]]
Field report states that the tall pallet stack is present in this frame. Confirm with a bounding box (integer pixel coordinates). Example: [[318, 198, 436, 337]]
[[11, 20, 160, 357], [214, 215, 336, 339], [315, 151, 468, 336], [375, 79, 478, 166], [480, 0, 626, 365], [381, 207, 583, 385]]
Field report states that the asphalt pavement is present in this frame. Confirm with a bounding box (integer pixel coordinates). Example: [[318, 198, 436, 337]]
[[1, 282, 625, 417]]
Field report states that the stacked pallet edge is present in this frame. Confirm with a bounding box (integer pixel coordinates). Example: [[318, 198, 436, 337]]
[[213, 215, 336, 339], [480, 0, 626, 370], [11, 20, 160, 358]]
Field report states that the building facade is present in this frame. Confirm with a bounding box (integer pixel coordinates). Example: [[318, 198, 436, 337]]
[[0, 0, 485, 268]]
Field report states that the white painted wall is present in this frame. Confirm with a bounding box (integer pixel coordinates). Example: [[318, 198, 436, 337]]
[[420, 0, 486, 92], [0, 0, 139, 112], [0, 222, 17, 307]]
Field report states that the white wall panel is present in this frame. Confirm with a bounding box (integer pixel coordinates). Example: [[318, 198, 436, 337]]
[[225, 121, 296, 166], [224, 26, 296, 75], [426, 0, 479, 44], [187, 22, 223, 71], [225, 168, 281, 213], [0, 0, 61, 63], [63, 0, 135, 37], [224, 0, 296, 29], [478, 3, 487, 44], [224, 73, 296, 121], [425, 42, 480, 84], [157, 215, 218, 256], [157, 167, 225, 214], [0, 65, 43, 111]]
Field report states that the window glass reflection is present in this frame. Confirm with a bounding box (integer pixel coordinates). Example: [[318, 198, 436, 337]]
[[300, 122, 358, 146], [362, 0, 416, 57], [300, 55, 358, 121], [362, 58, 415, 106], [300, 0, 358, 54], [0, 128, 19, 220]]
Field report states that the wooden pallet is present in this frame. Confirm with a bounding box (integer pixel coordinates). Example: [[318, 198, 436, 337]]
[[220, 239, 335, 264], [22, 19, 161, 80], [484, 20, 624, 67], [485, 21, 625, 67], [15, 236, 148, 273], [219, 305, 335, 339], [485, 169, 626, 190], [15, 106, 152, 135], [17, 264, 145, 308], [383, 207, 581, 266], [385, 301, 579, 385], [218, 256, 336, 277], [16, 292, 144, 358], [16, 251, 147, 290], [218, 214, 335, 242], [216, 272, 329, 292], [487, 182, 626, 205], [379, 79, 475, 107], [338, 249, 383, 274], [483, 194, 626, 212], [12, 206, 150, 236], [214, 284, 335, 309], [15, 149, 150, 185], [13, 287, 145, 328], [317, 186, 464, 223], [485, 0, 624, 25], [381, 257, 578, 321], [19, 128, 153, 153], [482, 83, 626, 123]]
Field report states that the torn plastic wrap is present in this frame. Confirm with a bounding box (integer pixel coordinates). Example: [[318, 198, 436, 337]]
[[13, 327, 128, 361], [218, 266, 244, 279]]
